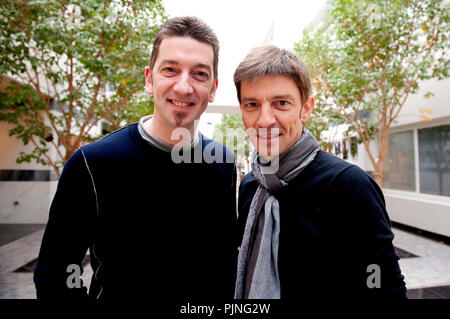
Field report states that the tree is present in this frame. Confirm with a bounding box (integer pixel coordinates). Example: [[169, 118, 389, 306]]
[[0, 0, 167, 176], [213, 114, 252, 182], [305, 99, 345, 153], [295, 0, 450, 187]]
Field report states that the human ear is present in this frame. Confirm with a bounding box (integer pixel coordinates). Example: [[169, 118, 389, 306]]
[[145, 67, 153, 95], [208, 79, 219, 102], [301, 96, 315, 122]]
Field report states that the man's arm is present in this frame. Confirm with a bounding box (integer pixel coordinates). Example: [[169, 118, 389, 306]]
[[34, 148, 96, 299], [333, 165, 407, 298]]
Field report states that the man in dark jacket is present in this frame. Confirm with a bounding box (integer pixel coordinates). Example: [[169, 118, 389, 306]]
[[233, 45, 406, 299], [34, 16, 237, 302]]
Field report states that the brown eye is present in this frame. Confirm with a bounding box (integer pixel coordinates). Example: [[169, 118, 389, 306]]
[[244, 102, 257, 109], [162, 67, 176, 75], [193, 71, 209, 81]]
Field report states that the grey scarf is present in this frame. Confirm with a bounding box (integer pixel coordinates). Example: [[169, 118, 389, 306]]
[[234, 128, 320, 299]]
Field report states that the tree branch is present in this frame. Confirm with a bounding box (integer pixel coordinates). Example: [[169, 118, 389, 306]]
[[29, 134, 61, 178]]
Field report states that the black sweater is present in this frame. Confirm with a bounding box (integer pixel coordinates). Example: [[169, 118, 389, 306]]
[[238, 150, 407, 299], [34, 123, 238, 302]]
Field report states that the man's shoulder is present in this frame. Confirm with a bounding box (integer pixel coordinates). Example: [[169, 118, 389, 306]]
[[312, 150, 354, 171], [80, 123, 138, 159], [283, 150, 374, 195], [308, 150, 368, 181], [308, 150, 380, 195]]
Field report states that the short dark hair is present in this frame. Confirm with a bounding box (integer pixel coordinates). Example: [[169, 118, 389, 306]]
[[149, 16, 219, 81], [234, 45, 311, 104]]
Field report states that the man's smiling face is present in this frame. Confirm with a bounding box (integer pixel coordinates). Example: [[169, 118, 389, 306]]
[[145, 36, 218, 133], [239, 75, 314, 160]]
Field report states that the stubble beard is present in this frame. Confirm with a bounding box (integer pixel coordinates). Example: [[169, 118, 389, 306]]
[[174, 111, 187, 127]]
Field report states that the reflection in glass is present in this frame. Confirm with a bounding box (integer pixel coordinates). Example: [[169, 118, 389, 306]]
[[383, 131, 415, 191], [418, 124, 450, 196]]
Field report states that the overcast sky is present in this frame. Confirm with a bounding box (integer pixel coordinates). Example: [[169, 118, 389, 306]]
[[162, 0, 328, 136]]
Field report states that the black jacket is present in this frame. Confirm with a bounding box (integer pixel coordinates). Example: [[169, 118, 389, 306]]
[[237, 150, 407, 299], [34, 123, 238, 302]]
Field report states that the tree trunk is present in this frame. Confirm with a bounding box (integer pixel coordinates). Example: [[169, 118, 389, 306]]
[[362, 136, 388, 189], [375, 125, 391, 189], [372, 164, 383, 188]]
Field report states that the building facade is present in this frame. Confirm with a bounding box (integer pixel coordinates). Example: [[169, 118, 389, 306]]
[[332, 78, 450, 237]]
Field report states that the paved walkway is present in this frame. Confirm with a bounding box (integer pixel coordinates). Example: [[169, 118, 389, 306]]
[[394, 228, 450, 290], [0, 225, 449, 299], [0, 226, 93, 299]]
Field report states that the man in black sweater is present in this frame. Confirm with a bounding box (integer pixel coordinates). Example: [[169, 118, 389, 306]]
[[233, 46, 406, 299], [34, 17, 237, 302]]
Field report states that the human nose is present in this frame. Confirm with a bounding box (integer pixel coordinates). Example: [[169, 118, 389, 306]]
[[173, 72, 194, 95], [256, 103, 276, 128]]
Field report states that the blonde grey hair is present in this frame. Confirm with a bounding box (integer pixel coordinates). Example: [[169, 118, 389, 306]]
[[234, 45, 311, 104]]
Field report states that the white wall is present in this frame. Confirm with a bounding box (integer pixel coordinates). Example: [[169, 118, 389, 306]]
[[338, 78, 450, 237], [384, 189, 450, 237], [0, 181, 56, 223], [393, 78, 450, 128], [0, 122, 46, 170], [349, 139, 379, 172], [0, 122, 56, 223], [383, 79, 450, 236]]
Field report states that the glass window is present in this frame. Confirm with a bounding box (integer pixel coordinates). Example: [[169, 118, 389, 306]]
[[418, 124, 450, 196], [383, 131, 416, 191]]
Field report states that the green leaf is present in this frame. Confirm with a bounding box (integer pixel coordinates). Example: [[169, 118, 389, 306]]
[[0, 0, 167, 175]]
